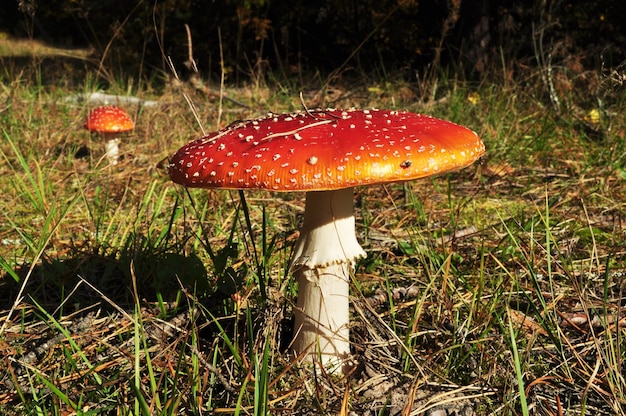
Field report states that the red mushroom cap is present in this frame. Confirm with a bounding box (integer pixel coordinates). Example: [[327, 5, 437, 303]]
[[84, 106, 135, 133], [169, 109, 484, 191]]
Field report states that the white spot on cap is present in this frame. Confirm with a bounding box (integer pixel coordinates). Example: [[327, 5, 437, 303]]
[[307, 156, 318, 165], [273, 154, 281, 161]]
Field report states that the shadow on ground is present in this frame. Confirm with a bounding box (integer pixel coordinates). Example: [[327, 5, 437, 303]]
[[0, 244, 209, 314]]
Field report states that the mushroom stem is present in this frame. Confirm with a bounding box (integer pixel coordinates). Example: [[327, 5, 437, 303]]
[[291, 187, 365, 370], [104, 135, 121, 165]]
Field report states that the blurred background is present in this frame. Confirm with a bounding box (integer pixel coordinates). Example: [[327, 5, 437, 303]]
[[2, 0, 625, 87]]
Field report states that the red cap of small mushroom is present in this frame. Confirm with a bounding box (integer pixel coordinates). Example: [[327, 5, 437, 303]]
[[169, 109, 484, 191], [84, 106, 135, 134]]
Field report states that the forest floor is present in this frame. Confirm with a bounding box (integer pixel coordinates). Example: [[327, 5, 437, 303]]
[[1, 36, 626, 415]]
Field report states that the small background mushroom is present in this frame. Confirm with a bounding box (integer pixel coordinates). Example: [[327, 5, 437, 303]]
[[84, 105, 135, 165]]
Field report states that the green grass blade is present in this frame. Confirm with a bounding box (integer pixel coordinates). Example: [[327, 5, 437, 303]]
[[507, 313, 529, 416]]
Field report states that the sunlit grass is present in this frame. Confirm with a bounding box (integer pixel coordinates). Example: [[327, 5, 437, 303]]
[[0, 35, 93, 59], [0, 58, 625, 415]]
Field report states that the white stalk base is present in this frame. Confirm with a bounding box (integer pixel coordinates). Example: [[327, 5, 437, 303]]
[[293, 263, 351, 371], [291, 188, 365, 372], [105, 138, 121, 165]]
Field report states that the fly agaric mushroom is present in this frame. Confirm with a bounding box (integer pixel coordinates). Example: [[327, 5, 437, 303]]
[[84, 105, 135, 165], [168, 109, 484, 371]]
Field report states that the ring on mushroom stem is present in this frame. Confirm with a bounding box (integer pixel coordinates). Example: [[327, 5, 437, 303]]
[[168, 108, 485, 373]]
